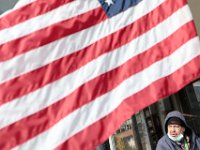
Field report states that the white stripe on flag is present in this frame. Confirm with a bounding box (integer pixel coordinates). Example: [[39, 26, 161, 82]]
[[0, 0, 100, 45], [14, 0, 37, 9], [0, 5, 193, 129], [0, 0, 164, 83], [13, 37, 200, 150], [0, 0, 36, 17]]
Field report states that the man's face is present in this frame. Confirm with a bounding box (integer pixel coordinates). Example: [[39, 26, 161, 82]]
[[167, 124, 185, 137]]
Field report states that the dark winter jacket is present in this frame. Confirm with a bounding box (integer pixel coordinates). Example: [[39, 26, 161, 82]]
[[156, 111, 200, 150]]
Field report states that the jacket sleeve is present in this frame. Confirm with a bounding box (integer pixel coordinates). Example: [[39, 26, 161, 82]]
[[195, 135, 200, 149], [156, 141, 165, 150], [156, 135, 175, 150], [156, 137, 167, 150]]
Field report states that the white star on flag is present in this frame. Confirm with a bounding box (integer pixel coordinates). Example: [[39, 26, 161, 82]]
[[105, 0, 114, 6]]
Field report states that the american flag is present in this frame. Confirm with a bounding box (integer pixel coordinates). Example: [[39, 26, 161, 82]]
[[0, 0, 200, 149]]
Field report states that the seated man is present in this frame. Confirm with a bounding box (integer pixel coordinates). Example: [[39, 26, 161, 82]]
[[156, 110, 200, 150]]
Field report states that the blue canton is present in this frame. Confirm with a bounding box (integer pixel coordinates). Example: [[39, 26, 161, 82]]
[[98, 0, 143, 18]]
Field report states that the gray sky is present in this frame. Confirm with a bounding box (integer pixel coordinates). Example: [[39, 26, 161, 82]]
[[0, 0, 18, 14]]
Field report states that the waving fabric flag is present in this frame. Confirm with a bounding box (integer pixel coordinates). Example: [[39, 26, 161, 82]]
[[0, 0, 200, 149]]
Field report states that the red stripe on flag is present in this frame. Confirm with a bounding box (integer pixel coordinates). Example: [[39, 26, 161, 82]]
[[0, 7, 106, 62], [0, 0, 73, 30], [0, 0, 186, 105], [55, 55, 200, 150], [0, 22, 195, 149]]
